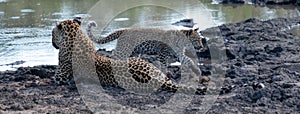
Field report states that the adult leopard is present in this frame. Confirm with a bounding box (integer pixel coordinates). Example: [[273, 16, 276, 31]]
[[52, 19, 206, 95], [86, 21, 203, 75]]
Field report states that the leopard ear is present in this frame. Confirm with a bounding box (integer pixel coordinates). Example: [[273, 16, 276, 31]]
[[56, 22, 62, 29], [194, 27, 199, 32], [73, 17, 82, 25]]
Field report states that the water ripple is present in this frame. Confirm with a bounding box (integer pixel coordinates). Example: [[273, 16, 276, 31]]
[[20, 9, 35, 13], [0, 0, 7, 3]]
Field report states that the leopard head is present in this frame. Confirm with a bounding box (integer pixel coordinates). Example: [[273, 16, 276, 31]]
[[180, 28, 203, 51], [51, 18, 81, 49]]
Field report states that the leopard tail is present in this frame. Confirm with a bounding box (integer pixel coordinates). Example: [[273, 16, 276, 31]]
[[86, 21, 125, 44]]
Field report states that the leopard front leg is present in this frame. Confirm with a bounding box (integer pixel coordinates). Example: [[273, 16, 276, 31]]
[[180, 48, 201, 76]]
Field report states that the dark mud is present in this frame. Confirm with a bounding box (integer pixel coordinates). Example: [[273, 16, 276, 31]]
[[200, 17, 300, 113], [0, 17, 299, 113], [0, 65, 92, 113]]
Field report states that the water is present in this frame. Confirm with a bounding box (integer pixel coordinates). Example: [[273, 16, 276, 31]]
[[0, 0, 299, 71], [0, 0, 98, 71]]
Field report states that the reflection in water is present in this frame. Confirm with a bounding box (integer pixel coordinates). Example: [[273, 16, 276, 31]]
[[100, 6, 187, 32], [0, 0, 299, 71]]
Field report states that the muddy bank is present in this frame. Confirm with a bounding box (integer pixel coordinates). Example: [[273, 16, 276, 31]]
[[216, 0, 300, 6], [0, 65, 92, 113], [200, 17, 300, 113], [0, 17, 299, 113]]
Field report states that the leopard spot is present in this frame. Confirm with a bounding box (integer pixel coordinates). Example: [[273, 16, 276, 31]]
[[131, 72, 151, 83]]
